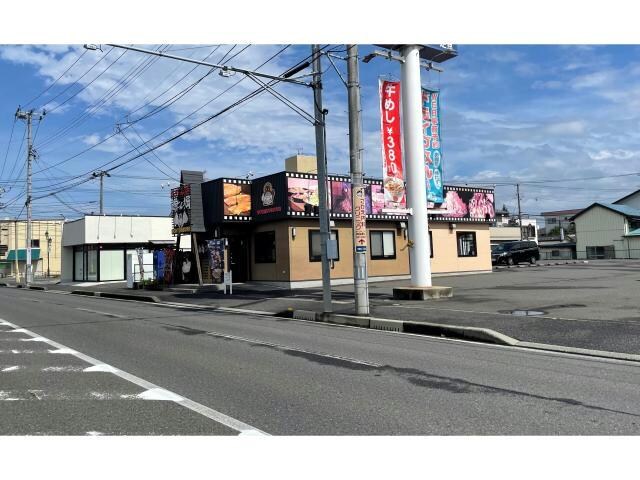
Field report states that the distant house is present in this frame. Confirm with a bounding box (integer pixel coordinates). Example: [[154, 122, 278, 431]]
[[613, 189, 640, 210], [541, 209, 583, 236], [572, 203, 640, 259]]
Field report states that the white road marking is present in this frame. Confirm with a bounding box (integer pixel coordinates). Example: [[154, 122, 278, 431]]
[[42, 366, 85, 372], [86, 431, 103, 436], [137, 388, 184, 401], [21, 337, 49, 342], [83, 364, 118, 373], [75, 307, 129, 319], [2, 366, 20, 372], [205, 330, 381, 368], [49, 348, 77, 355], [8, 329, 28, 333], [0, 317, 268, 435]]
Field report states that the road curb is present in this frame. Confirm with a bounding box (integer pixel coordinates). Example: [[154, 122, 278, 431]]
[[517, 341, 640, 362], [292, 310, 519, 346], [28, 285, 48, 291], [68, 289, 160, 303]]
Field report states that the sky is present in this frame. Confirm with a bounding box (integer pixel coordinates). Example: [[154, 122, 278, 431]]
[[1, 44, 640, 222]]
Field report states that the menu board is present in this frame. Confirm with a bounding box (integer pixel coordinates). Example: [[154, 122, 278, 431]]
[[288, 177, 320, 215], [223, 182, 251, 217], [437, 187, 495, 220], [331, 180, 352, 215]]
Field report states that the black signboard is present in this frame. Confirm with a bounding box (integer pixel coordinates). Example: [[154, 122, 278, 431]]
[[251, 172, 288, 222], [171, 185, 192, 234]]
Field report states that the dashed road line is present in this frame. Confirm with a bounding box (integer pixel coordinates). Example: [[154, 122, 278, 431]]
[[0, 317, 268, 435], [74, 307, 129, 319]]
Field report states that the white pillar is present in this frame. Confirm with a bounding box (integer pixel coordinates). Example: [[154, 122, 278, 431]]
[[401, 45, 432, 287]]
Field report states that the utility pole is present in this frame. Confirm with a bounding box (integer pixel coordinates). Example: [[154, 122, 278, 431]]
[[16, 108, 45, 286], [14, 219, 19, 283], [516, 183, 523, 240], [93, 170, 111, 215], [346, 45, 369, 316], [312, 44, 333, 314]]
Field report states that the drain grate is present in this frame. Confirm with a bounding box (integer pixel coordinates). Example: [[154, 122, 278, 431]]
[[509, 310, 545, 316]]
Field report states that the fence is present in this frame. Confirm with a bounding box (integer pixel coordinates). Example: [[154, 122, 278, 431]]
[[575, 249, 640, 260]]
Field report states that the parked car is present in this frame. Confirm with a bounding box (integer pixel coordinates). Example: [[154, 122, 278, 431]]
[[491, 241, 540, 266]]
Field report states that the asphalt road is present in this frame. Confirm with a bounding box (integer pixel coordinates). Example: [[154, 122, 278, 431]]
[[1, 287, 640, 435]]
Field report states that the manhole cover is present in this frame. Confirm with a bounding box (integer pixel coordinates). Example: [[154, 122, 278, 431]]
[[510, 310, 545, 316]]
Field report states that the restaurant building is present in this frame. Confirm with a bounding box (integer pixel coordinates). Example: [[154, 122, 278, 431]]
[[177, 156, 495, 288], [61, 215, 175, 282]]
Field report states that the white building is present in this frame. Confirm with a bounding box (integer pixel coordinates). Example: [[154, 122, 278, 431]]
[[61, 215, 175, 282]]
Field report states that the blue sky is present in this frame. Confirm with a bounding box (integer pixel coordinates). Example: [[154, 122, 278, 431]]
[[1, 44, 640, 221]]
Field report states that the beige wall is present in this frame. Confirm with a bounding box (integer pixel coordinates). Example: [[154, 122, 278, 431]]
[[287, 220, 410, 281], [0, 219, 64, 277], [246, 219, 491, 283], [251, 221, 291, 282], [430, 223, 491, 274]]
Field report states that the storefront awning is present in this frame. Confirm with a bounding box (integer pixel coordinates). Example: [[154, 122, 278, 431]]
[[6, 249, 40, 261], [148, 240, 175, 245]]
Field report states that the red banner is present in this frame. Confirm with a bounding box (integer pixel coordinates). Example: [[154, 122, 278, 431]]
[[379, 80, 406, 209]]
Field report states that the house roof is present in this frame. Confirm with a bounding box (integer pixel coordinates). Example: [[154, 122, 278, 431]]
[[613, 189, 640, 205], [541, 209, 583, 217], [626, 228, 640, 237], [572, 203, 640, 221]]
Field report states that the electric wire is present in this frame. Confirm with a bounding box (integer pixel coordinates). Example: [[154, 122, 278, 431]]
[[34, 45, 243, 173], [28, 45, 322, 199], [39, 47, 116, 111], [0, 117, 17, 179], [23, 49, 89, 107], [37, 45, 170, 152]]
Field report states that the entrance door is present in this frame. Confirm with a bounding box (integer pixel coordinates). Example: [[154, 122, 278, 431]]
[[227, 236, 248, 282]]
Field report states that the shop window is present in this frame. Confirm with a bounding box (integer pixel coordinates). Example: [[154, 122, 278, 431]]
[[370, 230, 396, 260], [309, 230, 339, 262], [255, 231, 276, 263], [551, 249, 560, 257], [457, 232, 477, 257], [87, 245, 98, 281], [31, 239, 40, 248]]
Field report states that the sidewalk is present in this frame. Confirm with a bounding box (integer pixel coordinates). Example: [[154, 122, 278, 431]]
[[14, 260, 640, 357]]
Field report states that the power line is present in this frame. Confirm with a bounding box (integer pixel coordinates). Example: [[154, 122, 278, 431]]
[[29, 45, 319, 200], [33, 45, 293, 186], [39, 47, 116, 111], [33, 45, 244, 173], [37, 45, 170, 152], [23, 49, 89, 107], [0, 116, 17, 179]]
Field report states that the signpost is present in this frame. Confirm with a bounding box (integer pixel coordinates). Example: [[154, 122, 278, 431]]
[[353, 185, 367, 253]]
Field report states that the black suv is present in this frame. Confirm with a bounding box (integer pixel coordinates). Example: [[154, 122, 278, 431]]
[[491, 241, 540, 266]]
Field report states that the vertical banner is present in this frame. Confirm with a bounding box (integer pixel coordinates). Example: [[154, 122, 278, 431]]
[[422, 88, 444, 204], [206, 239, 225, 284], [171, 185, 192, 234], [379, 79, 406, 210]]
